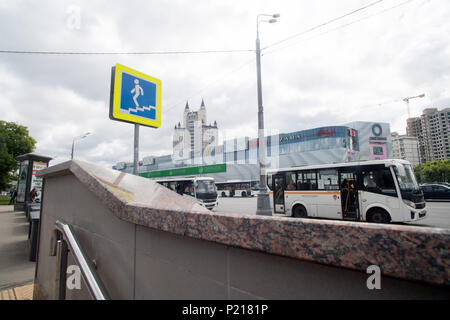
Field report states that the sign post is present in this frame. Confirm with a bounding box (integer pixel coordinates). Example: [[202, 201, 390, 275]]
[[110, 63, 162, 175]]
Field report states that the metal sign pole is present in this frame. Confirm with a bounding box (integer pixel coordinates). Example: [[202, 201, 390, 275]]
[[109, 64, 161, 175], [133, 124, 139, 175]]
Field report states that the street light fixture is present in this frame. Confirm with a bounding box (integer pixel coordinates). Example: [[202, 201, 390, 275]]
[[255, 13, 280, 216], [71, 132, 91, 160]]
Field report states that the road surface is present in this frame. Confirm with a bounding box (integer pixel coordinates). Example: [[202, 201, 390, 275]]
[[214, 197, 450, 229]]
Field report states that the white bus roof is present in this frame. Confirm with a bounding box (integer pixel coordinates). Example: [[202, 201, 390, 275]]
[[153, 176, 215, 182], [267, 159, 410, 174], [216, 179, 257, 184]]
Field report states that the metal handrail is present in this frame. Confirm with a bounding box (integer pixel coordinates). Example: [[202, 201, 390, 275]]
[[52, 220, 111, 300]]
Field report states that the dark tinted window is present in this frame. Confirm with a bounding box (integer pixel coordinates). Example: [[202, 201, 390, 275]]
[[433, 185, 448, 192], [360, 166, 397, 197], [296, 171, 317, 190]]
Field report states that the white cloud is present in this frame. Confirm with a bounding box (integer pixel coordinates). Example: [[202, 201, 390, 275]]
[[0, 0, 449, 169]]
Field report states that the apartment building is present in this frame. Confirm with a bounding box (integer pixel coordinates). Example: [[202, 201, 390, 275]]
[[391, 132, 420, 166], [407, 108, 450, 162]]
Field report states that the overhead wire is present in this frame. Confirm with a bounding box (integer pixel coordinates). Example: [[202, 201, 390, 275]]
[[262, 0, 385, 51], [262, 0, 416, 56], [165, 58, 255, 114], [0, 49, 253, 55]]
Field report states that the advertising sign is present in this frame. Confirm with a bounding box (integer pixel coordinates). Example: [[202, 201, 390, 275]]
[[30, 161, 48, 202], [370, 142, 387, 160], [16, 160, 29, 203], [173, 129, 190, 161], [110, 63, 162, 128], [140, 163, 226, 178]]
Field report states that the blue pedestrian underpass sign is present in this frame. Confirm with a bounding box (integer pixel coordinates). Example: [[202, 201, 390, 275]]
[[110, 63, 162, 128]]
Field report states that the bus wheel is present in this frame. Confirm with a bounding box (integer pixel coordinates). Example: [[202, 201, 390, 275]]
[[368, 209, 390, 224], [241, 191, 247, 197], [293, 205, 307, 218], [221, 192, 226, 197]]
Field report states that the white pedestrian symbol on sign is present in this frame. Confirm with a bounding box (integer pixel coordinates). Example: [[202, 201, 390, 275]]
[[131, 79, 144, 107]]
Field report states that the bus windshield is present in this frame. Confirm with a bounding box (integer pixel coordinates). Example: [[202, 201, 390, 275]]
[[196, 180, 217, 195], [394, 164, 420, 192]]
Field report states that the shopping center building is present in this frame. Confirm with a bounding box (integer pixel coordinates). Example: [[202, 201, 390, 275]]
[[113, 117, 392, 182]]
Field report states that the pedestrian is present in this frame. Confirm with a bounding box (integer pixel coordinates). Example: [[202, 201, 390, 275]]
[[9, 188, 17, 205], [30, 187, 38, 203]]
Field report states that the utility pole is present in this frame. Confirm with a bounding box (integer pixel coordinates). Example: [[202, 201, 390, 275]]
[[255, 13, 279, 216]]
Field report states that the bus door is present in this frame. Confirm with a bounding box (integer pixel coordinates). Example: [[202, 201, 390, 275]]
[[273, 174, 286, 214], [339, 171, 360, 220]]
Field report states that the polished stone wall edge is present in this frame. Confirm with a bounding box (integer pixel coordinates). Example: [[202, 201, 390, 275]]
[[37, 160, 450, 287]]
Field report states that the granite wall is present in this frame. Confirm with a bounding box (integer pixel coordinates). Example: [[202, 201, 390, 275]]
[[33, 160, 450, 299]]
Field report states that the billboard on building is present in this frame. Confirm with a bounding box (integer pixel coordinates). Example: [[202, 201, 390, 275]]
[[370, 142, 387, 160], [203, 127, 218, 149], [345, 121, 391, 161], [173, 129, 190, 161]]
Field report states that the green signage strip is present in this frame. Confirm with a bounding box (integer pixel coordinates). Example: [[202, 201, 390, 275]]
[[139, 163, 226, 179]]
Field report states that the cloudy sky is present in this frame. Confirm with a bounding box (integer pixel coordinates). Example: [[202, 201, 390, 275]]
[[1, 0, 449, 168]]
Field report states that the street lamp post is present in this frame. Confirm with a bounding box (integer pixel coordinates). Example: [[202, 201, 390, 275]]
[[255, 13, 279, 216], [403, 93, 425, 181], [71, 132, 90, 160]]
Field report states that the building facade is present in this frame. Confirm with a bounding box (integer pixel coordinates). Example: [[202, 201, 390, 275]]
[[391, 132, 420, 167], [406, 117, 425, 164], [114, 121, 392, 183], [173, 99, 218, 162], [406, 107, 450, 163]]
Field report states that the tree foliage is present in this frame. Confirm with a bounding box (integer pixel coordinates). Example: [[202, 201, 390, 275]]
[[0, 121, 36, 190], [413, 160, 450, 183]]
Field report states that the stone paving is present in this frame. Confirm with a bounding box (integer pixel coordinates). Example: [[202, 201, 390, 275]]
[[0, 205, 36, 300], [0, 283, 33, 300]]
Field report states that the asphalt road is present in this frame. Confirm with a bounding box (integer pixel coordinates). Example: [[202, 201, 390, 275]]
[[214, 196, 450, 229]]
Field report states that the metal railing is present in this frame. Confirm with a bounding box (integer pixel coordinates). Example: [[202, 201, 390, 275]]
[[50, 220, 111, 300]]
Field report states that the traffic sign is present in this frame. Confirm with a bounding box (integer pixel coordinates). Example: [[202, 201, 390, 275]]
[[110, 63, 162, 128]]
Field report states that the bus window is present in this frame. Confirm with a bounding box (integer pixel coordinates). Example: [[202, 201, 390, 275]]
[[285, 172, 296, 190], [168, 182, 177, 191], [318, 169, 339, 190], [361, 166, 397, 197], [196, 180, 216, 194], [184, 182, 195, 197], [175, 183, 183, 195], [296, 171, 317, 190]]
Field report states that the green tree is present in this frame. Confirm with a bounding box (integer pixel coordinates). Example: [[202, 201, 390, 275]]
[[414, 160, 450, 183], [0, 121, 36, 190]]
